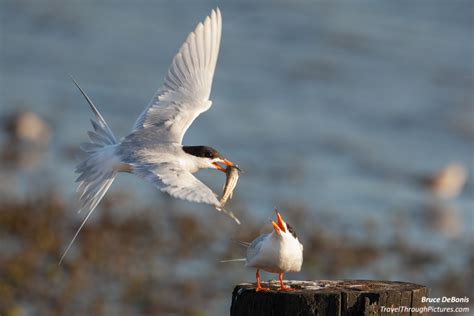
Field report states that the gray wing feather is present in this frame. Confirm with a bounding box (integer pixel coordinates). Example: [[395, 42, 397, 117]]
[[246, 234, 268, 264], [135, 163, 219, 204], [134, 162, 240, 223], [132, 8, 222, 144]]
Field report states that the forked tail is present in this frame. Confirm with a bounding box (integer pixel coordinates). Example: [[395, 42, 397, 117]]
[[60, 78, 118, 264]]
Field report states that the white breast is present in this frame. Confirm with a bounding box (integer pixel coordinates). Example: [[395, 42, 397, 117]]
[[246, 233, 303, 274]]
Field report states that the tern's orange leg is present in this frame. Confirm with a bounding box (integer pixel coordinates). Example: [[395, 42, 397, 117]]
[[278, 272, 294, 291], [255, 269, 269, 292]]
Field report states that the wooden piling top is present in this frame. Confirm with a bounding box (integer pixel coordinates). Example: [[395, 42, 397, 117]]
[[231, 280, 428, 316]]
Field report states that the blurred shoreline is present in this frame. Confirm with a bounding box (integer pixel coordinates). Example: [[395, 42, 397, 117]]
[[0, 189, 472, 315]]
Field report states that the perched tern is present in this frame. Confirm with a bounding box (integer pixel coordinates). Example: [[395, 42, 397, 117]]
[[224, 209, 303, 291], [61, 8, 239, 264]]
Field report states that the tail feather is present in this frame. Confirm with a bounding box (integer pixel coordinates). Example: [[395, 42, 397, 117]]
[[71, 76, 117, 143], [220, 258, 246, 263], [230, 239, 251, 248], [60, 78, 118, 265]]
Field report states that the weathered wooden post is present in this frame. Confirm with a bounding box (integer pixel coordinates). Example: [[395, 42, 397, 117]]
[[231, 280, 428, 316]]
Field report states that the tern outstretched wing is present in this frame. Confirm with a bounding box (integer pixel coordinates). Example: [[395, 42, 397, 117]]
[[134, 162, 240, 224], [133, 8, 222, 144]]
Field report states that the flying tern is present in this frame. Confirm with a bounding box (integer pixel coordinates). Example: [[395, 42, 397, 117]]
[[61, 8, 239, 264], [224, 209, 303, 291]]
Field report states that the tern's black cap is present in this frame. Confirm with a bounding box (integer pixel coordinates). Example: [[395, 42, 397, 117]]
[[182, 146, 224, 159], [286, 223, 297, 239]]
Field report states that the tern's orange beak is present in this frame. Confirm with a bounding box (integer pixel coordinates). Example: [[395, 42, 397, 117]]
[[213, 159, 236, 173], [223, 159, 235, 167], [272, 221, 281, 233], [272, 208, 286, 233], [212, 162, 226, 172]]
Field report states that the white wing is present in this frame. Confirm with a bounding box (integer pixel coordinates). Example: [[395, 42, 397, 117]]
[[246, 234, 268, 265], [133, 8, 222, 144], [134, 162, 240, 223]]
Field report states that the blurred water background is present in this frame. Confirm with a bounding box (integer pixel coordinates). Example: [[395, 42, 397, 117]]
[[1, 1, 473, 315]]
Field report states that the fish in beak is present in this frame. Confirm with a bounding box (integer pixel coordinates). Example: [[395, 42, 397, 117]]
[[271, 208, 286, 233], [213, 158, 236, 172]]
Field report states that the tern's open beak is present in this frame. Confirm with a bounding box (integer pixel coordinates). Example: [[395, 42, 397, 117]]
[[212, 162, 226, 172], [272, 221, 281, 233], [223, 159, 235, 167], [272, 208, 286, 233], [213, 159, 236, 173]]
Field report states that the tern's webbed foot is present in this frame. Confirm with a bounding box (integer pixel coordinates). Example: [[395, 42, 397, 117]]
[[256, 286, 270, 292]]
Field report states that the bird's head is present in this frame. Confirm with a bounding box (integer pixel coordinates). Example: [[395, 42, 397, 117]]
[[271, 208, 298, 240], [182, 145, 235, 172]]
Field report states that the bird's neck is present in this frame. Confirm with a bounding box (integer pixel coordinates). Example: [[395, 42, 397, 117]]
[[181, 148, 211, 173]]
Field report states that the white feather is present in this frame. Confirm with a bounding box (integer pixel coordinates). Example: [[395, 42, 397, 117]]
[[132, 162, 240, 224], [61, 79, 119, 264], [132, 8, 222, 144]]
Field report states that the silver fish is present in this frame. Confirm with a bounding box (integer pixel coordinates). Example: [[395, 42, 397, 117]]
[[220, 165, 240, 207]]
